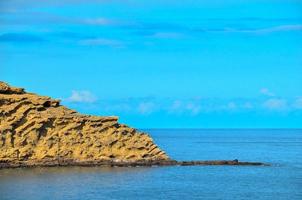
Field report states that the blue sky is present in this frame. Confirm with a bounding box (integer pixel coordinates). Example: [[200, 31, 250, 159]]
[[1, 0, 302, 128]]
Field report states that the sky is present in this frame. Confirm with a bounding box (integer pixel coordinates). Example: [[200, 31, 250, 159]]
[[1, 0, 302, 128]]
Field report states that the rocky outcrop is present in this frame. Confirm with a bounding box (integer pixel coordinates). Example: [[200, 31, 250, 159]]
[[0, 82, 268, 168], [0, 81, 169, 167]]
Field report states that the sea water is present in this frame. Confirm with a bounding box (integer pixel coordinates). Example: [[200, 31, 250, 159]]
[[0, 129, 301, 200]]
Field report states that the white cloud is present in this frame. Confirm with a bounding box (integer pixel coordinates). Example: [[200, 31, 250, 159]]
[[137, 102, 156, 115], [186, 102, 201, 115], [252, 25, 302, 33], [83, 18, 115, 25], [61, 95, 302, 114], [242, 102, 253, 109], [219, 25, 302, 34], [263, 98, 287, 110], [0, 1, 118, 12], [168, 100, 201, 115], [168, 100, 183, 113], [79, 38, 124, 47], [227, 102, 237, 110], [151, 32, 185, 39], [293, 97, 302, 109], [66, 90, 97, 103], [260, 88, 275, 97]]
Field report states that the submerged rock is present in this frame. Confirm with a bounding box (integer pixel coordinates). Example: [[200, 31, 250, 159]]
[[0, 81, 169, 167]]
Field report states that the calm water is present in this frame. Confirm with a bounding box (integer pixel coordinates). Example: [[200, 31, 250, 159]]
[[0, 129, 301, 200]]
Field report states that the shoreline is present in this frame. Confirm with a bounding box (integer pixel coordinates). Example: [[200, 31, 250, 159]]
[[0, 159, 268, 169]]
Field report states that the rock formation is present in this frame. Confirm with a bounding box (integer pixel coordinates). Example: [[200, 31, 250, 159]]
[[0, 81, 169, 167], [0, 81, 267, 168]]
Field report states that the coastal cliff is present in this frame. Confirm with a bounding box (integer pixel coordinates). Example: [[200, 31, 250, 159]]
[[0, 82, 169, 167], [0, 82, 266, 168]]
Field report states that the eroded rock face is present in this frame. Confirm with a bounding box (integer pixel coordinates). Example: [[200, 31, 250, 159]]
[[0, 82, 169, 166]]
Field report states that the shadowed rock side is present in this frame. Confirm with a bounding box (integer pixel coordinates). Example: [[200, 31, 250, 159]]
[[0, 82, 169, 167]]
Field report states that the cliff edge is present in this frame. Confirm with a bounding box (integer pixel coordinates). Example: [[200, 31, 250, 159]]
[[0, 81, 169, 167]]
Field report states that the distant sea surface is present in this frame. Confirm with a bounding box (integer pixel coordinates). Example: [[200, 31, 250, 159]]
[[0, 129, 301, 200]]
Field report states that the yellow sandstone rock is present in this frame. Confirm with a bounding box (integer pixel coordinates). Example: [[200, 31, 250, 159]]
[[0, 81, 169, 166]]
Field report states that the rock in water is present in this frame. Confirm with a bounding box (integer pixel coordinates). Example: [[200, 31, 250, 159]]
[[0, 81, 169, 167]]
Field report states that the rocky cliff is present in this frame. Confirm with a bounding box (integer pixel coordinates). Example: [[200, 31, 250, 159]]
[[0, 82, 169, 167]]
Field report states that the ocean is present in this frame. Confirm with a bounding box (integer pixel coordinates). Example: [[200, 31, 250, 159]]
[[0, 129, 301, 200]]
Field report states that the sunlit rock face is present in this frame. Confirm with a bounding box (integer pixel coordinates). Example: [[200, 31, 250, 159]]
[[0, 81, 169, 167]]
